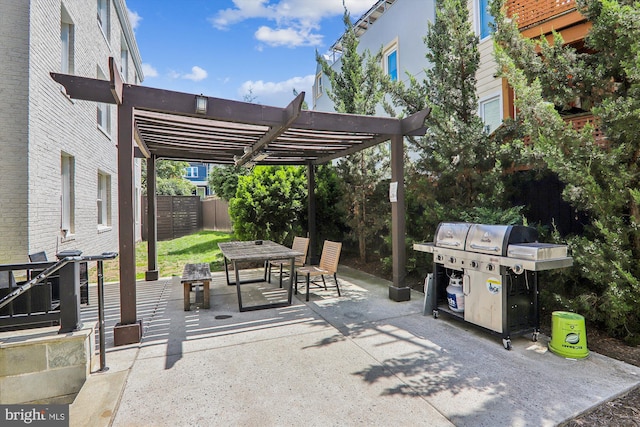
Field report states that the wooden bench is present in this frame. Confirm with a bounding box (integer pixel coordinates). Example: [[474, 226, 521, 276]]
[[181, 263, 212, 311]]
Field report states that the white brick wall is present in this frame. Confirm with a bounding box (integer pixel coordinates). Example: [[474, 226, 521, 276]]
[[0, 1, 31, 262], [0, 0, 143, 264]]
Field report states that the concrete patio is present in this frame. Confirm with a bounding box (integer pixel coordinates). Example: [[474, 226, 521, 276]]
[[71, 266, 640, 426]]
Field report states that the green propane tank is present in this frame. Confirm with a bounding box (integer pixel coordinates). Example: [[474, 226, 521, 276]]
[[548, 311, 589, 359]]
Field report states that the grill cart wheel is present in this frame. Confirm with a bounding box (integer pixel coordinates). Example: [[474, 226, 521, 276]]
[[503, 338, 512, 350], [532, 331, 539, 342], [433, 310, 439, 319]]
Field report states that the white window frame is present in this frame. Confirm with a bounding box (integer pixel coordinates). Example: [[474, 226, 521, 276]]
[[475, 0, 494, 41], [479, 93, 502, 134], [185, 166, 198, 178], [314, 73, 323, 99], [383, 39, 399, 82], [97, 0, 109, 40], [97, 171, 112, 228], [61, 7, 74, 74], [96, 66, 111, 135], [120, 37, 129, 82], [61, 154, 75, 235]]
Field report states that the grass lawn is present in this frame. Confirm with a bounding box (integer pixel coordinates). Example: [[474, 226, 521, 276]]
[[97, 230, 234, 283]]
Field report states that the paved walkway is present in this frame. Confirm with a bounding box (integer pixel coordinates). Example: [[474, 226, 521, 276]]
[[72, 267, 640, 426]]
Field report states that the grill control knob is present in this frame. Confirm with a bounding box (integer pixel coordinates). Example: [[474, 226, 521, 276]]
[[470, 261, 478, 268], [436, 255, 443, 262], [487, 264, 494, 271], [449, 257, 456, 264]]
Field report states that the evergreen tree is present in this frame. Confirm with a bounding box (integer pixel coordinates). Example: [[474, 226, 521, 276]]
[[208, 165, 249, 201], [229, 166, 306, 243], [316, 8, 391, 261], [492, 0, 640, 342]]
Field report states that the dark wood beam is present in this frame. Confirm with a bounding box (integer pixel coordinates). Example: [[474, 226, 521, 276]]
[[109, 57, 123, 105], [50, 73, 117, 104], [389, 133, 409, 301], [314, 133, 391, 164], [235, 91, 305, 166], [113, 98, 142, 346], [293, 109, 401, 134], [145, 155, 159, 281], [401, 108, 431, 136]]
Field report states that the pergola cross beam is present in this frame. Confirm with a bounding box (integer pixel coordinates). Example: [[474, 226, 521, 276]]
[[235, 91, 304, 167]]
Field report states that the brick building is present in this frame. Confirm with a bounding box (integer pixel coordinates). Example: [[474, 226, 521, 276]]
[[0, 0, 144, 262]]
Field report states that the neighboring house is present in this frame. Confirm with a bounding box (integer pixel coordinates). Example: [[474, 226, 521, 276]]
[[314, 0, 592, 135], [0, 0, 144, 263], [501, 0, 592, 118], [184, 162, 213, 198], [311, 0, 502, 135], [471, 0, 503, 134], [313, 0, 436, 115]]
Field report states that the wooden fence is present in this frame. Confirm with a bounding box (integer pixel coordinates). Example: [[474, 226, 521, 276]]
[[142, 195, 231, 241], [202, 197, 232, 231]]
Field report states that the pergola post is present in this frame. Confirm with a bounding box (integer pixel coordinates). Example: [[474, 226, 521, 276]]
[[389, 134, 410, 301], [145, 154, 159, 281], [307, 162, 318, 264], [113, 98, 142, 345]]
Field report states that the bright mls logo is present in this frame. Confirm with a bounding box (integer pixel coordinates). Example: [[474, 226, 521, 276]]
[[1, 405, 68, 426]]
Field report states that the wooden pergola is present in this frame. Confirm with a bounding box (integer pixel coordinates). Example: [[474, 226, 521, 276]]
[[52, 58, 429, 345]]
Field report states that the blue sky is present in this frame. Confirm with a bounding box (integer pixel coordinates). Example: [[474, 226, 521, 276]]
[[125, 0, 376, 107]]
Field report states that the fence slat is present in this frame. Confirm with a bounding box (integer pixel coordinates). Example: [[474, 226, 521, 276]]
[[142, 195, 231, 241]]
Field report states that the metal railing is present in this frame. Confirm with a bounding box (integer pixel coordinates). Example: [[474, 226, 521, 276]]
[[507, 0, 577, 29], [0, 252, 118, 370]]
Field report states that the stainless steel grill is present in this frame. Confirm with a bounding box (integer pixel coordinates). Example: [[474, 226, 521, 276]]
[[414, 222, 573, 349]]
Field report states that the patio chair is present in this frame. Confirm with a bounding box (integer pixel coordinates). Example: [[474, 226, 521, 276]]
[[295, 240, 342, 302], [266, 236, 309, 288]]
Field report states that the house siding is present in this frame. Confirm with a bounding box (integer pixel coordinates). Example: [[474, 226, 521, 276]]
[[476, 37, 501, 102], [0, 0, 143, 263], [313, 0, 435, 115]]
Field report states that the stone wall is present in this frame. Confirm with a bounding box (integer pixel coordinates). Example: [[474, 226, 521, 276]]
[[0, 322, 96, 404]]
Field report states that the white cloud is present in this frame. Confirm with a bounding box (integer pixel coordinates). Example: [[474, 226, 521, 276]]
[[239, 74, 315, 107], [166, 66, 208, 82], [183, 66, 208, 82], [255, 26, 322, 47], [127, 8, 141, 30], [141, 63, 158, 78], [209, 0, 372, 48]]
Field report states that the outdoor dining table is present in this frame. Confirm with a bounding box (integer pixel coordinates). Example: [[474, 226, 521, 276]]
[[218, 240, 303, 312]]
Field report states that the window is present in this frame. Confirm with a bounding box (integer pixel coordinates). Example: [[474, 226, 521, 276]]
[[314, 73, 323, 99], [97, 172, 111, 227], [61, 7, 74, 74], [185, 167, 198, 178], [383, 40, 399, 82], [120, 38, 129, 82], [479, 95, 502, 134], [96, 67, 111, 134], [386, 50, 398, 81], [61, 154, 75, 235], [97, 0, 109, 39], [478, 0, 494, 39]]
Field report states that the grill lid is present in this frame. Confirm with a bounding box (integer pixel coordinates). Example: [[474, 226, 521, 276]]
[[464, 224, 538, 256], [507, 243, 567, 260], [434, 222, 472, 249]]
